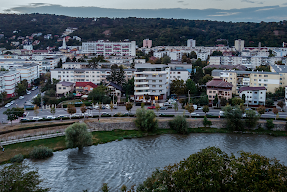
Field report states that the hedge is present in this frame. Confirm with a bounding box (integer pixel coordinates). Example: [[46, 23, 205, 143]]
[[62, 102, 92, 108], [159, 114, 175, 117]]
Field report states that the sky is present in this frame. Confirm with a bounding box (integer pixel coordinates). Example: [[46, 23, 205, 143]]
[[1, 0, 287, 22]]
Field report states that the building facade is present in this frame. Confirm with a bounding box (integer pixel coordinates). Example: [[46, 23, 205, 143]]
[[239, 86, 266, 106], [206, 78, 233, 103]]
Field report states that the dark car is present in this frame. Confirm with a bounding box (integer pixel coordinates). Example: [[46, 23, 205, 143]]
[[160, 106, 168, 110]]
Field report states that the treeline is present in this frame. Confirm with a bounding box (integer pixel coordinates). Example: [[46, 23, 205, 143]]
[[1, 14, 287, 48]]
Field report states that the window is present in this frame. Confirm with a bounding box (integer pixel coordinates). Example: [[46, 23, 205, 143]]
[[152, 90, 156, 92], [254, 83, 257, 86], [58, 72, 61, 73], [259, 84, 261, 86], [152, 85, 156, 87], [254, 75, 257, 77], [259, 79, 261, 81], [260, 92, 263, 94], [255, 92, 258, 94], [59, 87, 62, 89], [254, 101, 257, 103], [86, 75, 89, 77], [259, 75, 262, 77], [63, 72, 65, 74], [159, 90, 162, 92], [264, 84, 267, 86], [209, 96, 212, 98], [63, 87, 66, 90], [264, 75, 268, 77], [159, 75, 162, 77], [209, 91, 212, 93], [152, 75, 156, 77], [264, 79, 268, 82], [58, 75, 61, 78], [280, 78, 282, 80], [230, 78, 232, 80], [254, 79, 257, 81], [159, 85, 162, 87], [159, 80, 162, 82], [178, 72, 181, 74]]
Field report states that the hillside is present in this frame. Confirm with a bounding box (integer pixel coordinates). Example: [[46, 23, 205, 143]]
[[0, 14, 287, 48]]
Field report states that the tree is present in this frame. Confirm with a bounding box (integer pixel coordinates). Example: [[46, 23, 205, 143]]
[[88, 57, 98, 68], [155, 103, 160, 116], [203, 116, 212, 128], [57, 58, 62, 68], [173, 102, 178, 113], [67, 104, 76, 118], [137, 147, 287, 192], [34, 105, 39, 117], [200, 74, 213, 85], [50, 106, 56, 116], [170, 79, 186, 95], [203, 105, 209, 115], [211, 50, 223, 56], [116, 66, 125, 86], [122, 77, 134, 96], [239, 103, 246, 113], [277, 101, 285, 111], [135, 108, 158, 132], [15, 82, 26, 96], [185, 79, 197, 95], [3, 107, 24, 125], [245, 110, 260, 129], [168, 115, 188, 134], [185, 104, 195, 117], [266, 99, 274, 107], [80, 104, 87, 117], [257, 105, 265, 115], [179, 98, 186, 109], [0, 164, 49, 192], [126, 102, 133, 113], [213, 94, 218, 106], [65, 122, 93, 150], [231, 97, 244, 106], [109, 101, 114, 112], [223, 105, 244, 131], [161, 55, 171, 64], [272, 108, 279, 120], [266, 119, 275, 130], [220, 98, 227, 106]]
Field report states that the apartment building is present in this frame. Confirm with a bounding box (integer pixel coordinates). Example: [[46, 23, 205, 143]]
[[51, 68, 135, 84], [206, 78, 233, 103], [143, 39, 152, 48], [235, 39, 244, 52], [212, 69, 280, 94], [82, 40, 136, 56], [134, 64, 170, 101], [56, 81, 75, 96], [16, 64, 39, 86], [239, 87, 266, 105], [62, 62, 89, 69], [187, 39, 196, 48], [0, 71, 21, 97], [170, 69, 190, 82]]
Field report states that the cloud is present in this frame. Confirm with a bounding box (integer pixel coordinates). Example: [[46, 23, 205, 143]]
[[3, 4, 287, 22], [241, 0, 256, 3], [177, 1, 184, 3]]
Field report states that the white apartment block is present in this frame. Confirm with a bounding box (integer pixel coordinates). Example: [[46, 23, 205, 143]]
[[0, 71, 21, 98], [62, 62, 89, 69], [187, 39, 196, 48], [51, 68, 135, 85], [134, 64, 170, 101], [197, 52, 209, 61], [169, 69, 190, 82], [16, 64, 39, 86], [82, 40, 136, 56], [239, 87, 266, 105], [235, 39, 244, 52]]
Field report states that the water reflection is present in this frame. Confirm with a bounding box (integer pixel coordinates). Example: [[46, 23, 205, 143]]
[[22, 133, 287, 191]]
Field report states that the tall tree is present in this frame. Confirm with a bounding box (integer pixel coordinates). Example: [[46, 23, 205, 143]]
[[186, 79, 197, 95], [170, 79, 186, 95]]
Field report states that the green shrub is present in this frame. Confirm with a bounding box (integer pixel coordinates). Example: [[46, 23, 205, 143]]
[[29, 146, 53, 159], [10, 154, 24, 163], [168, 115, 188, 134], [266, 119, 275, 130], [135, 108, 158, 132], [203, 116, 212, 128], [101, 114, 111, 117]]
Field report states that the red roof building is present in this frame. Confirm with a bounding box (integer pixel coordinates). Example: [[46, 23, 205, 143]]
[[75, 82, 97, 93], [206, 78, 233, 103]]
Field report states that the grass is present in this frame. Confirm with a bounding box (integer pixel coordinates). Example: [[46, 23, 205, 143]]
[[1, 127, 287, 164]]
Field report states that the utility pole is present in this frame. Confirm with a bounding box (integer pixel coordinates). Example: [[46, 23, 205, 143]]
[[188, 90, 190, 104]]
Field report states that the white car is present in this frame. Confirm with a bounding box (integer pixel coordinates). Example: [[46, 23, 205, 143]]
[[19, 96, 25, 99], [4, 103, 11, 108], [46, 116, 56, 119], [190, 113, 200, 116], [10, 101, 15, 104], [27, 91, 31, 95], [105, 104, 110, 109], [32, 117, 43, 120], [219, 111, 225, 116]]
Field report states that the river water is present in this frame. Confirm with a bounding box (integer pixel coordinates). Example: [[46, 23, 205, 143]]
[[25, 133, 287, 191]]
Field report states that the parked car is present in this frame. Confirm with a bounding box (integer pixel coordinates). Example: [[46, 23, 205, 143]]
[[113, 105, 118, 109], [160, 106, 168, 110], [87, 106, 93, 110], [20, 118, 28, 122], [57, 115, 66, 118], [164, 102, 172, 106], [71, 114, 80, 117], [190, 113, 200, 116], [219, 111, 225, 116], [4, 103, 11, 108], [101, 106, 106, 109], [105, 104, 110, 109], [26, 91, 31, 95], [31, 87, 36, 91], [10, 101, 15, 104], [19, 96, 25, 99], [32, 117, 43, 120], [46, 116, 56, 119], [101, 112, 110, 116], [148, 106, 155, 109], [198, 107, 203, 110]]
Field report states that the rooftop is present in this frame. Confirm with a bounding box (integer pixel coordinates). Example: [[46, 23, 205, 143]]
[[75, 82, 97, 88], [206, 78, 233, 88], [57, 81, 74, 87], [238, 86, 267, 93]]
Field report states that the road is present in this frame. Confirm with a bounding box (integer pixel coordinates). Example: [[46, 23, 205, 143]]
[[0, 92, 286, 122]]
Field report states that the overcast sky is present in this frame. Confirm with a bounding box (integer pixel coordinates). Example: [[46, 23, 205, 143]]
[[2, 0, 287, 22]]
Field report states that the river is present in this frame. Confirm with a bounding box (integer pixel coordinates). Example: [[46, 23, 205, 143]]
[[25, 133, 287, 191]]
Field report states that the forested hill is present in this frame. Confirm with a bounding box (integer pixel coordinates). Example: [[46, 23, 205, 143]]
[[1, 13, 287, 48]]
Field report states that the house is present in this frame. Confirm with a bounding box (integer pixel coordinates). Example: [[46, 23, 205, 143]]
[[56, 81, 75, 96], [75, 82, 97, 93], [239, 86, 266, 106], [107, 82, 123, 103], [206, 78, 233, 104]]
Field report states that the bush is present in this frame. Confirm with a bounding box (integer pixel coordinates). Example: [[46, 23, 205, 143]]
[[245, 110, 260, 129], [29, 146, 53, 159], [266, 119, 274, 130], [65, 122, 93, 150], [10, 154, 24, 163], [135, 108, 158, 132], [159, 114, 175, 117], [203, 116, 212, 128], [168, 115, 188, 134], [223, 105, 244, 131]]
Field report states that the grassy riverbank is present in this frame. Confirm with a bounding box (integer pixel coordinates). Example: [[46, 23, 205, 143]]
[[1, 127, 287, 164]]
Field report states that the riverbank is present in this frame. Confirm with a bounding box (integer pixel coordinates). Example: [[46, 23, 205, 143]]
[[1, 127, 287, 164]]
